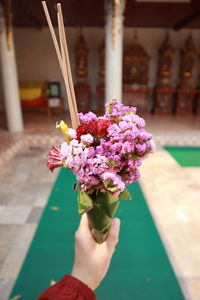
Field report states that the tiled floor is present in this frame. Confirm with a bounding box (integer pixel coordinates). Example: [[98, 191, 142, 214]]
[[140, 150, 200, 300], [0, 111, 200, 299], [0, 147, 58, 300]]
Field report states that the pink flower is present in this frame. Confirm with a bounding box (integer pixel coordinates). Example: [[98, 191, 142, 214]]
[[47, 160, 62, 172], [47, 100, 154, 195], [47, 146, 63, 172], [101, 171, 125, 196]]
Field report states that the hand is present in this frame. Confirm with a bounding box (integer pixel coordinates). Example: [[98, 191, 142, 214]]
[[71, 214, 120, 291]]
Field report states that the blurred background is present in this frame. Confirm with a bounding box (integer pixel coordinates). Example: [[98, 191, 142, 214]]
[[0, 0, 200, 299]]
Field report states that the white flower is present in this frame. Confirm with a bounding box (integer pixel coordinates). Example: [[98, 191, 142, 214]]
[[81, 134, 94, 145], [68, 128, 77, 139], [70, 140, 79, 147]]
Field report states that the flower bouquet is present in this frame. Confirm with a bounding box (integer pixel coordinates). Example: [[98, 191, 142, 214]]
[[42, 2, 154, 243], [47, 99, 154, 243]]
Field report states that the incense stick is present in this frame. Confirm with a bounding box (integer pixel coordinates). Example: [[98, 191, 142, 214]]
[[42, 1, 76, 128], [57, 11, 77, 128], [57, 8, 79, 128], [57, 12, 65, 63], [42, 1, 79, 129], [41, 2, 63, 77], [56, 4, 79, 125]]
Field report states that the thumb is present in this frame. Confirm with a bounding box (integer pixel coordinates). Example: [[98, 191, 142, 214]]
[[106, 218, 120, 252], [77, 213, 92, 237]]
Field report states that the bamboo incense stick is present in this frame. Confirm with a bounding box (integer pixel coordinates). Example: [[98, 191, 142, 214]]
[[57, 11, 77, 129], [57, 9, 79, 129], [42, 1, 79, 129], [42, 1, 76, 128], [57, 12, 65, 63], [56, 3, 79, 125], [56, 4, 78, 114], [41, 2, 63, 77]]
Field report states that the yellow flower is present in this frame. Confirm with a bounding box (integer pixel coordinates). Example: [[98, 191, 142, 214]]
[[56, 120, 69, 141]]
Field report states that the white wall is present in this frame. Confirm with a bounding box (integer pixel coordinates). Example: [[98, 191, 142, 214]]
[[14, 27, 104, 111], [0, 27, 200, 111]]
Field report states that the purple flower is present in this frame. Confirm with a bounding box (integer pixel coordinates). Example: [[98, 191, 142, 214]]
[[79, 111, 97, 124], [105, 98, 136, 121], [136, 144, 147, 155], [47, 99, 154, 196]]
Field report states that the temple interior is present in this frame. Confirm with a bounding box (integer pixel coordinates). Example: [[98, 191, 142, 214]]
[[0, 0, 200, 299]]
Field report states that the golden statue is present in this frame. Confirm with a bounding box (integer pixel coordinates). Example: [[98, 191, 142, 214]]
[[157, 33, 174, 88], [179, 34, 197, 88], [75, 31, 89, 85], [123, 32, 150, 86]]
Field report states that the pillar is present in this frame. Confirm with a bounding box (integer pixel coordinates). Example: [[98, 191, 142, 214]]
[[0, 9, 24, 132], [105, 0, 125, 103]]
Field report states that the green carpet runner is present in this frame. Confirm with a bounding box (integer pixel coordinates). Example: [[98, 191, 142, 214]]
[[164, 146, 200, 167], [9, 168, 184, 300]]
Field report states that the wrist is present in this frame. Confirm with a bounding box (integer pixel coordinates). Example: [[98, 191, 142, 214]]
[[71, 268, 100, 291]]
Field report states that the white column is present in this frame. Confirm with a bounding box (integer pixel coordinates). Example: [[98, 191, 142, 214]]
[[0, 12, 24, 132], [105, 0, 125, 103]]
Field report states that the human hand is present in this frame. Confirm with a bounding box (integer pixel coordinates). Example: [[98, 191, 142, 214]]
[[71, 214, 120, 291]]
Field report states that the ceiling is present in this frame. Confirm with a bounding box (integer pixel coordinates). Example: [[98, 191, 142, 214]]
[[6, 0, 200, 29]]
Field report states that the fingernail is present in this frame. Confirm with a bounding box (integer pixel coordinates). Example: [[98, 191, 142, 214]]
[[113, 218, 120, 227]]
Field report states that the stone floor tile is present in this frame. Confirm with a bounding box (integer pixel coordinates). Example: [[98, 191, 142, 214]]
[[0, 225, 22, 247], [9, 192, 36, 207], [0, 246, 9, 269], [13, 223, 37, 249], [33, 183, 53, 208], [0, 192, 13, 206], [26, 207, 43, 223], [0, 206, 32, 225], [30, 168, 58, 183], [0, 224, 36, 255], [179, 276, 200, 300], [140, 150, 200, 280], [33, 191, 49, 208], [0, 278, 15, 300], [186, 277, 200, 300], [0, 246, 28, 279], [9, 173, 29, 185]]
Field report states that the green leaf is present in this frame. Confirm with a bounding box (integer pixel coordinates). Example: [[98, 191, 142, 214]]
[[87, 203, 111, 230], [74, 182, 81, 191], [101, 220, 112, 234], [106, 159, 118, 167], [106, 192, 119, 204], [78, 191, 93, 215], [119, 188, 132, 200]]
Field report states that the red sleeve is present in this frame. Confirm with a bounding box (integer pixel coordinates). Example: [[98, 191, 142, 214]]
[[37, 275, 97, 300]]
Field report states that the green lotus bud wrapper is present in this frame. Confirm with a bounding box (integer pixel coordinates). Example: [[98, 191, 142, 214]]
[[77, 186, 132, 244]]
